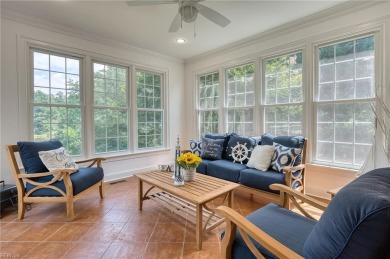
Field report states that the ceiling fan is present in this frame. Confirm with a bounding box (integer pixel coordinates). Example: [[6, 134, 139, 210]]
[[126, 0, 231, 33]]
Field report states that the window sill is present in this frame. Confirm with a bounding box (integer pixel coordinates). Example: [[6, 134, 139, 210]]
[[76, 148, 172, 163], [307, 162, 359, 176]]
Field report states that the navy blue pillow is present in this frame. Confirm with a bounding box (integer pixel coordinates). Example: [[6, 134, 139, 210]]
[[17, 139, 63, 174], [261, 133, 305, 166], [205, 133, 237, 160], [226, 135, 257, 163], [201, 138, 224, 160]]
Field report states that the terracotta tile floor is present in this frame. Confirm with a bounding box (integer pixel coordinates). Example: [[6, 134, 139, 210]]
[[0, 176, 323, 258]]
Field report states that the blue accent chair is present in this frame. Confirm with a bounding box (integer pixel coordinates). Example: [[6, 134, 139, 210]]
[[5, 140, 105, 221], [216, 168, 390, 258]]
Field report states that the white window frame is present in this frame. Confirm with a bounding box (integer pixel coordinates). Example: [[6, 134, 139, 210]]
[[134, 68, 167, 150], [261, 50, 305, 136], [313, 33, 379, 169], [225, 62, 255, 136], [92, 60, 130, 154], [196, 71, 220, 139], [30, 48, 85, 157]]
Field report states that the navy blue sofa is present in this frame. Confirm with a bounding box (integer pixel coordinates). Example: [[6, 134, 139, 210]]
[[197, 133, 307, 196], [216, 167, 390, 258]]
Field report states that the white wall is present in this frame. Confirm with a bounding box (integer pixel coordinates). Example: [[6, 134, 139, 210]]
[[183, 1, 390, 199], [0, 16, 185, 184]]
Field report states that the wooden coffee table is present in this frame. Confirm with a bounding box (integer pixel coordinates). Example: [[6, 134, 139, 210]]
[[135, 170, 240, 250]]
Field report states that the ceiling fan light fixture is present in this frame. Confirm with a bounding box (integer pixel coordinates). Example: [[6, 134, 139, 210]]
[[176, 38, 186, 44], [179, 1, 198, 23]]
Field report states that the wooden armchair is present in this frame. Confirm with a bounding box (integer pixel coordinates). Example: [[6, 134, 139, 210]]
[[5, 142, 105, 221], [216, 168, 390, 259]]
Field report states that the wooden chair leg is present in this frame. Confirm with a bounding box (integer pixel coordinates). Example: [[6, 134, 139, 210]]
[[17, 199, 26, 220], [99, 181, 104, 199], [66, 198, 75, 221]]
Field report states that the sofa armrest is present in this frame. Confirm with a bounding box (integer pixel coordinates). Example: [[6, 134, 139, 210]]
[[283, 164, 306, 193], [215, 205, 303, 259], [76, 157, 106, 168], [270, 183, 327, 220]]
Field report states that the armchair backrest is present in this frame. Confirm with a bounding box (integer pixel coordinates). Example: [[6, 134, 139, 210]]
[[303, 168, 390, 258], [17, 140, 63, 174]]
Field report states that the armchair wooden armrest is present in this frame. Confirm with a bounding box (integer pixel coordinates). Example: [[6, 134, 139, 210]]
[[215, 205, 303, 259], [283, 164, 306, 193], [17, 169, 75, 179], [76, 157, 106, 168], [270, 184, 327, 220]]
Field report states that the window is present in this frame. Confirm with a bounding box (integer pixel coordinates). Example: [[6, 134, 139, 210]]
[[93, 62, 128, 153], [226, 64, 255, 136], [263, 52, 304, 135], [198, 72, 220, 138], [32, 50, 82, 155], [136, 70, 164, 149], [315, 35, 375, 167]]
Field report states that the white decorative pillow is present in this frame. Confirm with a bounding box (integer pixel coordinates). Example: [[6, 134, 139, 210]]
[[271, 143, 302, 173], [247, 145, 276, 171], [39, 147, 79, 172]]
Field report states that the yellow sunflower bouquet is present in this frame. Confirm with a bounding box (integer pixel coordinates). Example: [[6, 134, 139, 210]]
[[176, 152, 202, 170]]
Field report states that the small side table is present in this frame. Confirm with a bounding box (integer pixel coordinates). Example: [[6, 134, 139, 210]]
[[327, 186, 343, 199]]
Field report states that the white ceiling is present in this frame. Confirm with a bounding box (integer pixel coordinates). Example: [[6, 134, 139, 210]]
[[1, 0, 347, 60]]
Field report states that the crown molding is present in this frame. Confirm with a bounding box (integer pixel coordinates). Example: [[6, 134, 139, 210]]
[[0, 8, 183, 64], [184, 1, 385, 65]]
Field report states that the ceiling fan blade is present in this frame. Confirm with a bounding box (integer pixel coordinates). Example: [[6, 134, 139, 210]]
[[198, 3, 231, 28], [126, 0, 177, 7], [168, 13, 181, 32]]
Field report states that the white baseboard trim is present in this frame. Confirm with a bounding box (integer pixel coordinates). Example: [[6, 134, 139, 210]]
[[104, 165, 157, 183]]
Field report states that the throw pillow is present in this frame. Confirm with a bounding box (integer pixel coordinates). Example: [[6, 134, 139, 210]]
[[271, 142, 302, 173], [247, 145, 276, 171], [189, 140, 202, 156], [261, 133, 305, 166], [201, 138, 224, 160], [39, 147, 79, 172], [205, 133, 237, 160], [227, 135, 257, 163]]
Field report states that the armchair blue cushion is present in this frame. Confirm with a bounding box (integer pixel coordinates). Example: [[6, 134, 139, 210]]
[[303, 167, 390, 258], [26, 167, 104, 196], [232, 203, 316, 259]]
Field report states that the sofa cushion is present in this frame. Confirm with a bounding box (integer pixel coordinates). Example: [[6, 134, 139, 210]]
[[201, 138, 224, 160], [261, 134, 305, 166], [189, 139, 202, 156], [25, 167, 104, 196], [205, 133, 236, 160], [239, 168, 286, 194], [247, 145, 275, 171], [231, 203, 316, 259], [17, 139, 63, 174], [226, 135, 257, 163], [196, 159, 213, 175], [207, 160, 246, 183], [271, 143, 301, 173], [303, 168, 390, 259]]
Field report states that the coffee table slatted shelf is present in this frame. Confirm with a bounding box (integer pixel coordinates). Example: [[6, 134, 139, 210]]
[[149, 191, 224, 231]]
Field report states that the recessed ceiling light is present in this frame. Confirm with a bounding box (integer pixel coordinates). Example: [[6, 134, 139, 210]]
[[176, 38, 186, 44]]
